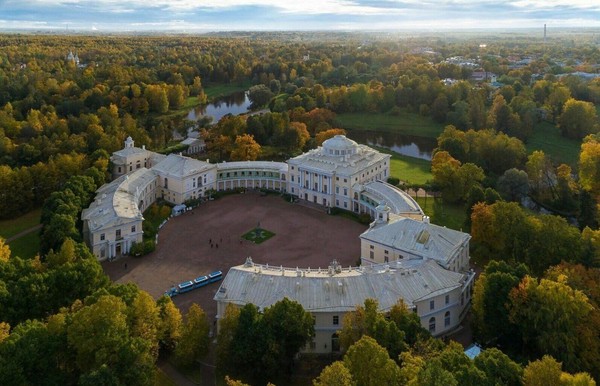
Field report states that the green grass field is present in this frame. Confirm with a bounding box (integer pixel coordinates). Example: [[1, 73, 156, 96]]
[[415, 196, 467, 231], [527, 122, 581, 167], [8, 232, 40, 259], [368, 146, 432, 185], [204, 81, 251, 100], [0, 208, 42, 240], [336, 111, 445, 139]]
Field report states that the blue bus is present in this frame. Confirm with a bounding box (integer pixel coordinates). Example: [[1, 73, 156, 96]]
[[193, 275, 209, 288], [164, 287, 178, 297], [208, 271, 223, 283], [177, 280, 194, 293]]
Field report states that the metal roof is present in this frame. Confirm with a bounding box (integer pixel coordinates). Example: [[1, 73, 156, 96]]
[[214, 259, 466, 313], [152, 153, 216, 177], [360, 217, 470, 266]]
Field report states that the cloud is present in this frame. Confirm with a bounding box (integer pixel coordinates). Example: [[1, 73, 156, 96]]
[[1, 0, 599, 31]]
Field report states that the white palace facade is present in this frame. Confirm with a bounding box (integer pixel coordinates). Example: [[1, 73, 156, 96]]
[[82, 135, 474, 347]]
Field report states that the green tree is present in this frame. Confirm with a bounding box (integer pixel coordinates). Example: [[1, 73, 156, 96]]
[[496, 168, 530, 202], [559, 99, 599, 140], [343, 336, 401, 386], [523, 356, 563, 386], [473, 348, 523, 386], [313, 361, 353, 386], [157, 296, 182, 351], [174, 303, 210, 367], [509, 276, 600, 376]]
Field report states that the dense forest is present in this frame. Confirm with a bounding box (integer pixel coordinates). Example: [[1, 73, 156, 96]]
[[0, 31, 599, 385]]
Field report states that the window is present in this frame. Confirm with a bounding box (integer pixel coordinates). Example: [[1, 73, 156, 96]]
[[370, 251, 374, 259], [370, 245, 374, 249], [445, 295, 450, 305], [385, 250, 389, 254], [336, 177, 339, 181], [445, 311, 451, 327], [100, 233, 105, 241], [430, 300, 435, 310], [116, 229, 121, 238], [344, 202, 347, 208], [344, 178, 347, 183], [118, 166, 122, 173], [336, 199, 339, 206], [193, 179, 196, 188], [131, 225, 136, 233], [336, 187, 339, 194], [291, 175, 294, 182], [429, 317, 436, 333], [291, 187, 295, 193], [343, 188, 347, 196], [164, 178, 168, 189], [333, 315, 339, 325]]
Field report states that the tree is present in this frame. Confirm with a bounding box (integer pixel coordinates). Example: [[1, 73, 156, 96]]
[[67, 295, 129, 372], [0, 239, 9, 262], [578, 136, 600, 197], [559, 99, 599, 139], [313, 361, 353, 386], [471, 261, 528, 350], [473, 348, 523, 386], [315, 128, 346, 146], [339, 299, 408, 360], [523, 356, 563, 386], [261, 297, 315, 377], [248, 84, 274, 108], [343, 336, 401, 386], [157, 296, 182, 351], [174, 303, 210, 367], [496, 168, 529, 202], [216, 303, 240, 373], [230, 134, 261, 161], [509, 276, 600, 376], [416, 358, 458, 386]]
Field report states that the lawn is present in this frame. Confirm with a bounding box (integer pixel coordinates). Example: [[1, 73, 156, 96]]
[[527, 122, 581, 167], [242, 227, 275, 244], [369, 146, 432, 185], [415, 196, 467, 232], [0, 208, 42, 240], [336, 110, 445, 139], [8, 231, 40, 259], [204, 81, 251, 100]]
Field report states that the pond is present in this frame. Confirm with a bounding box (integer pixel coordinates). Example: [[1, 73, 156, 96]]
[[345, 129, 436, 160], [187, 91, 251, 123]]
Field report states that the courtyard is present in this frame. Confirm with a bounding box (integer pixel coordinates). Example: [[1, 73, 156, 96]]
[[103, 191, 367, 325]]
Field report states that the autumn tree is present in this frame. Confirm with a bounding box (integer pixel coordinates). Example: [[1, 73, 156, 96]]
[[315, 128, 347, 146], [230, 134, 261, 161]]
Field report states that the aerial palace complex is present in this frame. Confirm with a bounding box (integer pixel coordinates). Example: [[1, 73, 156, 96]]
[[82, 135, 475, 350]]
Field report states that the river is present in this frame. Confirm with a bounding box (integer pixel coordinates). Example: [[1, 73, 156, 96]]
[[186, 91, 251, 123], [345, 129, 436, 160]]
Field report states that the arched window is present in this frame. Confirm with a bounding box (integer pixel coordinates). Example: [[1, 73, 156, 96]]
[[445, 311, 451, 327], [429, 317, 436, 333]]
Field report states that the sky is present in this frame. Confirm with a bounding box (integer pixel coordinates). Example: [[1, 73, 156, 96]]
[[1, 0, 600, 32]]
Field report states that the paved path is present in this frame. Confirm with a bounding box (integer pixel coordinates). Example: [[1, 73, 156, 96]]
[[5, 224, 42, 242]]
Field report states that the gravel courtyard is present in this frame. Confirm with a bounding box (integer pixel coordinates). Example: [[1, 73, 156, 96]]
[[103, 191, 367, 324]]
